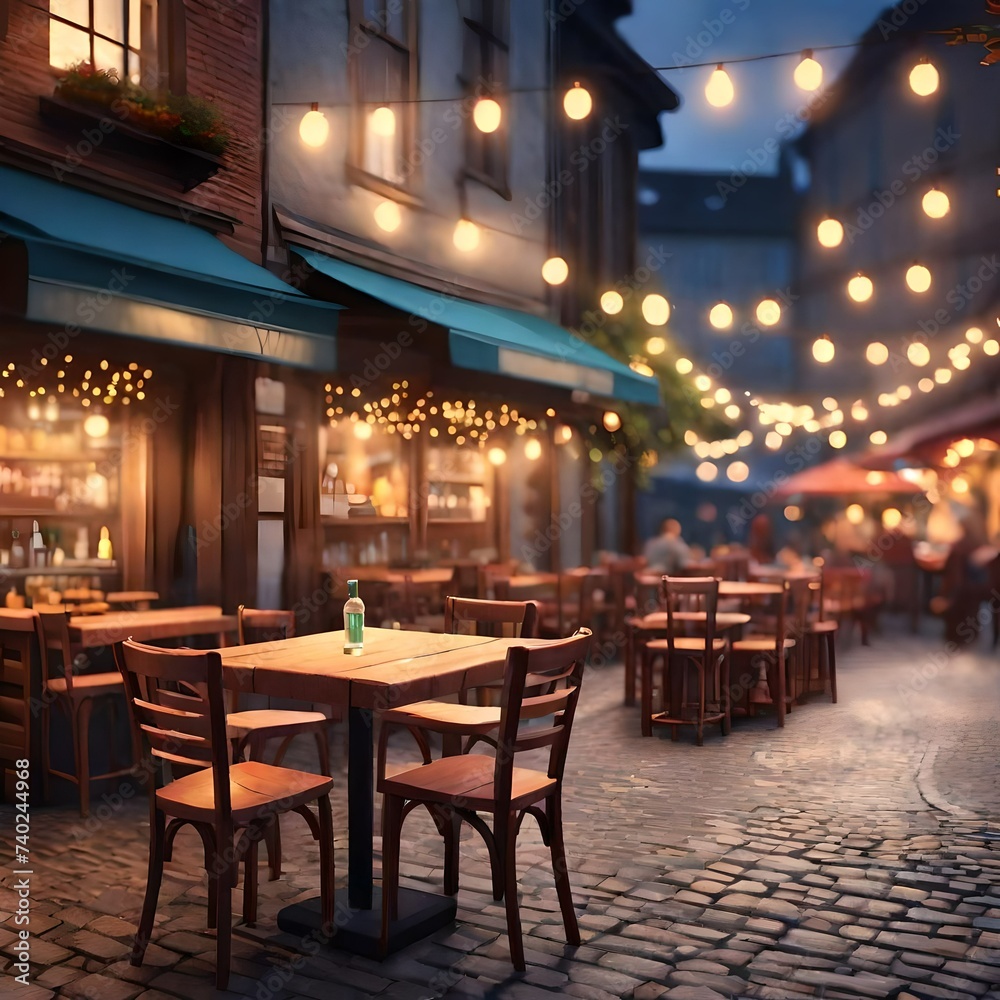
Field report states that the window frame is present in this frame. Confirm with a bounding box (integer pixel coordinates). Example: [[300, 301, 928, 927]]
[[345, 0, 421, 202], [47, 0, 186, 94], [460, 0, 511, 200]]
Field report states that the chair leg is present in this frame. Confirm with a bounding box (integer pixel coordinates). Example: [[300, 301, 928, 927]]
[[827, 635, 838, 704], [498, 811, 525, 972], [317, 793, 335, 928], [265, 814, 283, 880], [131, 808, 165, 967], [696, 662, 706, 747], [775, 654, 786, 728], [721, 656, 731, 736], [625, 629, 636, 706], [76, 699, 93, 818], [41, 700, 52, 804], [242, 830, 259, 927], [379, 792, 404, 956], [314, 726, 331, 776], [212, 846, 234, 990], [442, 806, 462, 896], [640, 647, 653, 737], [547, 795, 579, 947]]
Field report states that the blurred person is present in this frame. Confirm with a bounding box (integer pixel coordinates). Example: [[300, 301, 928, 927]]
[[748, 513, 775, 564], [936, 508, 999, 646], [643, 517, 692, 575]]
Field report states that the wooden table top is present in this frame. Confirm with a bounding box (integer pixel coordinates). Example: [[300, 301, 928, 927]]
[[216, 626, 545, 710], [335, 567, 455, 585], [633, 611, 751, 630], [719, 580, 784, 597], [69, 605, 238, 647]]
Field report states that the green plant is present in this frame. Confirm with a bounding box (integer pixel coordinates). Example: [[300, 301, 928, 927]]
[[54, 62, 231, 155]]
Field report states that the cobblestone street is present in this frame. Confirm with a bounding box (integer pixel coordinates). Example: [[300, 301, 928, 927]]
[[3, 623, 1000, 1000]]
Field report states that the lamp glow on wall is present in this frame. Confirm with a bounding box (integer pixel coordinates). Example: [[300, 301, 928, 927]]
[[299, 103, 329, 147], [705, 65, 735, 107], [473, 97, 502, 133], [563, 82, 593, 120], [453, 219, 480, 252], [812, 335, 835, 363], [542, 256, 568, 285], [369, 105, 396, 137], [794, 51, 823, 92], [817, 218, 844, 248]]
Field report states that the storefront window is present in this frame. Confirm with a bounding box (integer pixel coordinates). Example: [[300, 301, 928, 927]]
[[426, 445, 489, 522], [321, 420, 408, 520]]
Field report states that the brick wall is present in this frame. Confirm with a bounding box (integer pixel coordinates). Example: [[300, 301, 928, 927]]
[[0, 0, 263, 263]]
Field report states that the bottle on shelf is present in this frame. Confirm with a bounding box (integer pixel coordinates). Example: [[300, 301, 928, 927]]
[[343, 579, 365, 654]]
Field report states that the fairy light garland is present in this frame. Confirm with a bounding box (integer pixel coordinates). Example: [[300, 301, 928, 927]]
[[0, 352, 153, 407]]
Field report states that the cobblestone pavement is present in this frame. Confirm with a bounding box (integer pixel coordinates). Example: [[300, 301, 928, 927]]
[[2, 623, 1000, 1000]]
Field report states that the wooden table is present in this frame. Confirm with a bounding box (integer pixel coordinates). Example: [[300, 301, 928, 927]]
[[718, 581, 784, 598], [216, 626, 542, 955], [633, 611, 751, 630], [68, 605, 238, 649], [334, 567, 456, 585]]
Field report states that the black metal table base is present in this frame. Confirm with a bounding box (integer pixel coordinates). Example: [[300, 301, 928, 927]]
[[276, 887, 457, 958]]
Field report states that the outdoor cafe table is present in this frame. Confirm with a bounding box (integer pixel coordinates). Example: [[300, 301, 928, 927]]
[[215, 626, 545, 955], [68, 605, 238, 649]]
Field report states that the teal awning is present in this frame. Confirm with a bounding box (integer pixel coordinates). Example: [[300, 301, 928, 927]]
[[293, 247, 660, 405], [0, 167, 339, 369]]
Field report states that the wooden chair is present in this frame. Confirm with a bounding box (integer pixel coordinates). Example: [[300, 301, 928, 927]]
[[227, 606, 331, 879], [36, 606, 137, 816], [822, 567, 873, 645], [0, 612, 45, 797], [789, 576, 838, 704], [640, 577, 730, 745], [114, 639, 334, 991], [539, 569, 601, 638], [377, 598, 539, 764], [378, 628, 592, 971], [730, 580, 796, 727]]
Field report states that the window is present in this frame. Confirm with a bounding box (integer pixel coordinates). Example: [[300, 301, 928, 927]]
[[462, 0, 509, 194], [49, 0, 164, 87], [348, 0, 417, 191]]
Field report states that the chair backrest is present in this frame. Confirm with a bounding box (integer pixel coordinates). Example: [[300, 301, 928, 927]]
[[661, 576, 720, 654], [712, 551, 750, 582], [822, 567, 867, 615], [35, 606, 79, 691], [493, 628, 592, 810], [0, 611, 45, 769], [476, 562, 517, 600], [114, 639, 230, 807], [444, 597, 538, 638], [237, 606, 296, 645]]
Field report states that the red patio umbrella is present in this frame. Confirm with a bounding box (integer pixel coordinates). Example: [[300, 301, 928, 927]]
[[776, 458, 924, 497]]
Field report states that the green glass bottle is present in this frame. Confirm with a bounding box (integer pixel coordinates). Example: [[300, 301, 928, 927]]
[[343, 579, 364, 653]]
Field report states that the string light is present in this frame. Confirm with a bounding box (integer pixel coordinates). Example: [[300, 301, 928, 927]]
[[907, 342, 930, 366], [812, 336, 835, 364], [642, 293, 670, 326], [869, 430, 888, 445], [645, 336, 666, 355], [906, 263, 932, 293], [473, 97, 502, 133], [794, 51, 823, 91], [755, 299, 781, 326], [600, 290, 624, 314], [676, 358, 693, 375], [817, 218, 844, 248], [541, 256, 568, 285], [563, 82, 593, 120], [984, 339, 999, 356], [696, 461, 718, 482], [709, 302, 733, 329], [829, 430, 847, 449], [848, 274, 874, 303], [299, 103, 329, 147], [966, 326, 984, 344], [922, 188, 950, 219], [705, 65, 735, 107], [602, 411, 621, 432], [727, 461, 749, 483], [934, 368, 952, 384], [866, 342, 889, 365], [909, 58, 939, 97]]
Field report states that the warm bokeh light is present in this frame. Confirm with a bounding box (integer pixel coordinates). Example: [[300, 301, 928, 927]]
[[866, 342, 889, 365], [696, 461, 718, 482], [984, 339, 1000, 356], [851, 402, 869, 421], [906, 264, 932, 293], [563, 82, 593, 120], [299, 106, 329, 147], [794, 52, 823, 92], [353, 421, 373, 440], [784, 505, 802, 521], [817, 218, 844, 248], [812, 336, 835, 363], [918, 377, 934, 392], [602, 411, 621, 432], [869, 430, 888, 446], [897, 385, 912, 400], [935, 367, 952, 384], [600, 290, 624, 314], [714, 387, 732, 404], [709, 302, 733, 329], [473, 97, 502, 133], [755, 298, 781, 326], [676, 357, 694, 375], [487, 447, 507, 466], [645, 336, 666, 355], [823, 396, 839, 411], [727, 461, 749, 483], [907, 342, 930, 366], [374, 199, 402, 232], [952, 475, 969, 495], [882, 507, 902, 529], [765, 431, 783, 450], [642, 293, 671, 326], [541, 256, 569, 285], [370, 105, 396, 137], [848, 274, 874, 303], [705, 65, 735, 107], [453, 219, 480, 252], [829, 430, 847, 449], [694, 374, 712, 391], [846, 503, 865, 525], [524, 438, 542, 461], [966, 326, 984, 344], [909, 59, 939, 97], [954, 438, 976, 458], [922, 188, 950, 219]]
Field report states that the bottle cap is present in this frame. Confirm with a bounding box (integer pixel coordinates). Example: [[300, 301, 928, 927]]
[[347, 579, 359, 598]]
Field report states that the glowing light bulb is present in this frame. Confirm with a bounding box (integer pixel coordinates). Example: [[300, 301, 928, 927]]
[[453, 219, 480, 252], [524, 438, 542, 461], [829, 430, 847, 449], [794, 51, 823, 92], [563, 82, 592, 120], [676, 358, 693, 375], [299, 105, 329, 147], [909, 59, 939, 97], [600, 290, 624, 314], [848, 274, 874, 302], [374, 200, 401, 232], [642, 293, 670, 326], [353, 421, 373, 440], [966, 326, 984, 344], [918, 377, 934, 392], [817, 218, 844, 248], [696, 461, 718, 482], [812, 336, 835, 364], [907, 342, 930, 366], [846, 503, 864, 525], [541, 256, 568, 285], [866, 342, 889, 365], [922, 188, 950, 219], [705, 65, 735, 108], [906, 263, 932, 293], [370, 105, 396, 137], [785, 505, 802, 521], [984, 339, 1000, 356], [869, 430, 888, 446], [934, 368, 951, 384], [645, 336, 666, 356], [755, 298, 781, 326], [473, 97, 502, 133], [487, 447, 507, 466], [882, 508, 902, 529], [709, 302, 733, 329], [727, 461, 749, 483], [694, 374, 712, 391]]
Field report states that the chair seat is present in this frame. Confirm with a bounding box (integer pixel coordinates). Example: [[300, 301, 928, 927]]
[[45, 672, 123, 696], [732, 637, 796, 653], [156, 760, 333, 825], [646, 637, 727, 652], [226, 708, 327, 736], [382, 700, 501, 735], [808, 620, 838, 634], [470, 671, 556, 692], [382, 753, 555, 810]]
